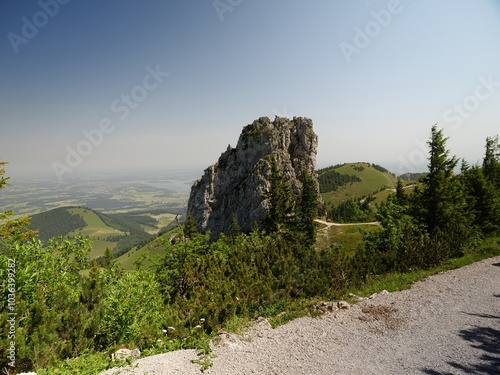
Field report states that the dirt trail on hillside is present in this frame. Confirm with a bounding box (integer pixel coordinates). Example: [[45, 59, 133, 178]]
[[101, 256, 500, 375], [314, 219, 379, 227]]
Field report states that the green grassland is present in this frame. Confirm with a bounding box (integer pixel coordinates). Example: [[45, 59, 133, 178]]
[[319, 163, 398, 207], [68, 208, 125, 238], [116, 230, 175, 269], [316, 223, 380, 257], [139, 213, 177, 234], [67, 208, 126, 258]]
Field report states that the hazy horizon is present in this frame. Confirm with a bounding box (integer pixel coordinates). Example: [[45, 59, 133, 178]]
[[1, 0, 499, 183]]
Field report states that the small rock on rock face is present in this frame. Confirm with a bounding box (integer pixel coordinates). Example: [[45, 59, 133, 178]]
[[112, 348, 141, 361], [314, 301, 339, 313], [187, 116, 321, 239], [212, 331, 242, 351], [337, 301, 351, 309], [369, 290, 389, 299]]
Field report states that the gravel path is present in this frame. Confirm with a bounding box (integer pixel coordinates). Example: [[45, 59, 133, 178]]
[[101, 256, 500, 375]]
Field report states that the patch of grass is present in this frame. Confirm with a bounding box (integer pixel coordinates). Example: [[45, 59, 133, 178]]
[[259, 299, 312, 328], [316, 224, 379, 257], [116, 230, 176, 269], [37, 351, 129, 375], [68, 208, 125, 239], [370, 188, 392, 206], [88, 239, 118, 258]]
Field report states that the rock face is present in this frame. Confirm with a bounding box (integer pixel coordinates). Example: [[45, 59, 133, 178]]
[[187, 116, 320, 238]]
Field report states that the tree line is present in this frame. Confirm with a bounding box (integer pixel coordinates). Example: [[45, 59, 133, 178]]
[[317, 168, 361, 193], [359, 126, 500, 274]]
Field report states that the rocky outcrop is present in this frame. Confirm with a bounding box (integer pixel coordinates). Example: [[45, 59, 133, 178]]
[[187, 116, 320, 238], [112, 348, 141, 362]]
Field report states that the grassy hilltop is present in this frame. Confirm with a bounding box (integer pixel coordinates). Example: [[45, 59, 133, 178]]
[[318, 162, 400, 223], [318, 162, 398, 206]]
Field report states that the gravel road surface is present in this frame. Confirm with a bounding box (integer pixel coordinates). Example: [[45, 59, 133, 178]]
[[101, 256, 500, 375]]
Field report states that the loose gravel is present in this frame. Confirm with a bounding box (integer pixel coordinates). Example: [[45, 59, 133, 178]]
[[101, 256, 500, 375]]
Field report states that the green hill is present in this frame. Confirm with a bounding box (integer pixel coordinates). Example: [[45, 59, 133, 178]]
[[116, 218, 181, 270], [28, 207, 178, 261], [116, 229, 175, 270], [318, 163, 397, 205], [28, 207, 88, 241], [318, 163, 398, 222]]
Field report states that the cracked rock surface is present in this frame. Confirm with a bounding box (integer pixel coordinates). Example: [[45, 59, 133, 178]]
[[187, 116, 320, 239]]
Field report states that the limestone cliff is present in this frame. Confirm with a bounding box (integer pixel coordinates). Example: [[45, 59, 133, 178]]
[[187, 116, 320, 238]]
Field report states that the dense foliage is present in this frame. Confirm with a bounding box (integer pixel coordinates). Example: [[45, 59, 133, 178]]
[[326, 196, 375, 223], [28, 207, 87, 242], [371, 163, 395, 176], [317, 168, 361, 193], [360, 126, 500, 274]]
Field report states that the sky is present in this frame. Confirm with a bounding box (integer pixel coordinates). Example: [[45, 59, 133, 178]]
[[1, 0, 499, 182]]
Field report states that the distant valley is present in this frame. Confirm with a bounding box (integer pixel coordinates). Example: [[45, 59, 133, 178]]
[[1, 170, 196, 218]]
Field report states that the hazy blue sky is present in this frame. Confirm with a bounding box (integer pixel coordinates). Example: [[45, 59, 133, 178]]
[[1, 0, 499, 182]]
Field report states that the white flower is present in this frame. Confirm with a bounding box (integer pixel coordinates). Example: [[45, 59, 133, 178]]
[[194, 325, 202, 329], [200, 318, 205, 323]]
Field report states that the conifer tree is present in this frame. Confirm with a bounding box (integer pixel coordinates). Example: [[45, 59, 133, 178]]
[[413, 125, 472, 261], [0, 161, 36, 245], [461, 161, 500, 234], [262, 157, 297, 235], [298, 171, 319, 247], [99, 247, 115, 268], [483, 135, 500, 189], [184, 212, 198, 239], [395, 178, 407, 205], [229, 212, 241, 241]]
